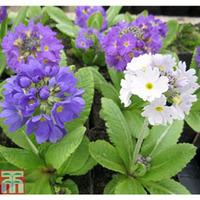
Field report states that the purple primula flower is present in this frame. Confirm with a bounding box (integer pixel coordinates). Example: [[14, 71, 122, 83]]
[[75, 28, 102, 50], [26, 114, 65, 144], [0, 102, 24, 132], [2, 21, 63, 72], [196, 47, 200, 67], [101, 15, 167, 71], [52, 97, 85, 128], [0, 6, 7, 23], [0, 61, 85, 144], [75, 6, 107, 31]]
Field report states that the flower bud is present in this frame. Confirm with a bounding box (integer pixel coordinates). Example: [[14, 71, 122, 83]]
[[39, 87, 50, 100]]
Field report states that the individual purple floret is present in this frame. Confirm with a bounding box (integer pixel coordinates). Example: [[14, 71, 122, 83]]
[[0, 6, 7, 23], [101, 15, 167, 71], [2, 21, 63, 72], [196, 47, 200, 67], [0, 59, 85, 144], [75, 6, 107, 31], [75, 28, 102, 50]]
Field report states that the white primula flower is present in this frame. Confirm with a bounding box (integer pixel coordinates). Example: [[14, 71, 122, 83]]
[[119, 79, 133, 107], [142, 96, 174, 125], [174, 61, 199, 93], [151, 54, 176, 74], [172, 92, 197, 120], [131, 67, 169, 102], [126, 53, 152, 73]]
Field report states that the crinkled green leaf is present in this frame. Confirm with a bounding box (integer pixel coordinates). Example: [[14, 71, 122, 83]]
[[12, 7, 28, 30], [115, 178, 147, 194], [87, 12, 103, 31], [45, 126, 85, 170], [106, 6, 122, 27], [89, 140, 126, 174], [141, 144, 196, 182], [100, 98, 134, 169], [144, 179, 190, 194], [0, 145, 44, 170], [141, 120, 184, 156]]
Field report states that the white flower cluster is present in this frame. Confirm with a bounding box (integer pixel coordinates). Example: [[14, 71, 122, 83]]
[[120, 54, 199, 125]]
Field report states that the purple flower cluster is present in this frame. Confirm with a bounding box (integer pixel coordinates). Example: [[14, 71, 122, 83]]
[[2, 21, 63, 72], [75, 28, 102, 50], [0, 6, 7, 23], [0, 59, 85, 143], [75, 6, 107, 31], [196, 47, 200, 67], [101, 15, 167, 71]]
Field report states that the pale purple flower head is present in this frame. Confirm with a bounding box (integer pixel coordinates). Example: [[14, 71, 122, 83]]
[[196, 47, 200, 67], [101, 15, 167, 71], [75, 6, 107, 31], [0, 6, 7, 23], [0, 60, 85, 144], [75, 28, 102, 50], [2, 21, 63, 72]]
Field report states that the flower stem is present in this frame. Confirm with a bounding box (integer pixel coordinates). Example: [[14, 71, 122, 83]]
[[23, 131, 39, 155], [132, 118, 149, 168]]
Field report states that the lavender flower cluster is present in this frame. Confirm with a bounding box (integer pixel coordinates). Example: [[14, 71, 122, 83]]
[[2, 21, 63, 72], [75, 6, 106, 50], [196, 47, 200, 67], [0, 22, 85, 144], [101, 15, 167, 71], [0, 6, 7, 23]]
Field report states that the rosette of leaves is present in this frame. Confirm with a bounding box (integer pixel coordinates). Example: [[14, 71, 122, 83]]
[[0, 67, 96, 194], [89, 97, 196, 194]]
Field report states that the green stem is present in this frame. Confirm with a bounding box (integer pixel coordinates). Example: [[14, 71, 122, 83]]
[[23, 131, 39, 155], [132, 118, 149, 166]]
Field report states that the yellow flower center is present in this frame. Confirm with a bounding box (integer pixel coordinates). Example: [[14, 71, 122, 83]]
[[14, 38, 22, 46], [159, 66, 165, 72], [43, 59, 48, 64], [25, 31, 31, 37], [28, 99, 35, 105], [145, 82, 154, 90], [123, 41, 129, 47], [155, 106, 164, 112], [44, 45, 49, 51], [56, 105, 63, 113], [81, 41, 85, 47], [173, 95, 182, 105], [82, 9, 88, 15], [40, 117, 46, 122]]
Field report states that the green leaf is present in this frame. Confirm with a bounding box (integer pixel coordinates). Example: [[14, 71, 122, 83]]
[[141, 144, 196, 182], [107, 67, 123, 92], [0, 117, 38, 153], [0, 50, 6, 76], [44, 6, 73, 25], [141, 120, 184, 156], [185, 92, 200, 132], [0, 18, 8, 40], [26, 176, 52, 194], [104, 174, 126, 194], [144, 179, 190, 194], [59, 50, 67, 66], [63, 179, 79, 194], [89, 140, 126, 174], [106, 6, 122, 27], [162, 20, 179, 49], [100, 98, 134, 169], [45, 126, 85, 170], [123, 109, 149, 139], [12, 7, 28, 30], [66, 68, 94, 132], [27, 6, 42, 19], [115, 178, 147, 194], [0, 153, 18, 170], [58, 136, 95, 176], [56, 23, 79, 38], [87, 12, 103, 31], [70, 156, 96, 176], [0, 145, 44, 170], [88, 67, 121, 106]]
